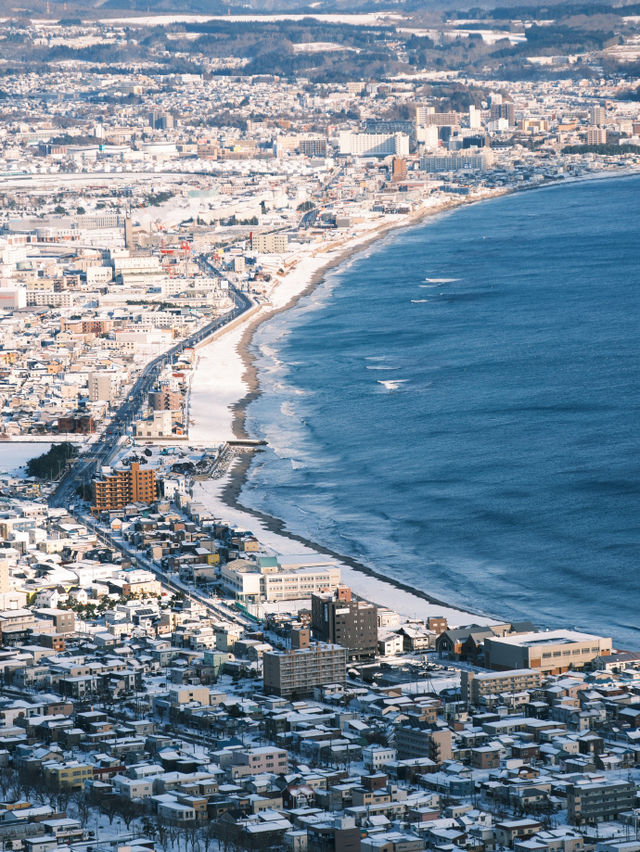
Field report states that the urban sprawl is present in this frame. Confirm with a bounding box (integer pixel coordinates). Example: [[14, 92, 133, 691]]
[[1, 7, 640, 852]]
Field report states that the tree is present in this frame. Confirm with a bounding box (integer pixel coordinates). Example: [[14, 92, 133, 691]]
[[53, 204, 67, 215], [27, 442, 78, 480]]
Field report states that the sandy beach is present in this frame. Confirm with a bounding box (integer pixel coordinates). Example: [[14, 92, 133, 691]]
[[188, 192, 511, 627]]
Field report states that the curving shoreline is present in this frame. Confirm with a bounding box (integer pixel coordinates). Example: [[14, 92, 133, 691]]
[[213, 194, 508, 622], [193, 169, 639, 628]]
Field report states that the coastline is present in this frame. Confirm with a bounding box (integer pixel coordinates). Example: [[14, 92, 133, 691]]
[[189, 169, 637, 627], [190, 189, 511, 625]]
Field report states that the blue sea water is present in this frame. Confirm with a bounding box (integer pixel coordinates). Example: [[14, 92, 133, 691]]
[[241, 175, 640, 647]]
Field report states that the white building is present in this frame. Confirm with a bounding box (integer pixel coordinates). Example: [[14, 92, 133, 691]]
[[338, 131, 409, 157]]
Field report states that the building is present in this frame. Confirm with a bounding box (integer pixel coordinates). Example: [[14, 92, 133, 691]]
[[566, 778, 636, 825], [92, 461, 157, 513], [395, 726, 452, 763], [484, 630, 612, 674], [43, 761, 93, 791], [221, 557, 341, 603], [590, 105, 606, 126], [363, 746, 397, 772], [587, 127, 607, 145], [148, 110, 174, 130], [34, 608, 75, 634], [299, 137, 328, 157], [89, 372, 119, 403], [391, 157, 407, 181], [416, 107, 459, 126], [148, 389, 183, 411], [490, 102, 516, 126], [462, 669, 543, 704], [136, 410, 174, 439], [311, 587, 377, 661], [338, 131, 410, 157], [251, 233, 289, 253], [420, 151, 492, 173], [307, 816, 361, 852], [263, 640, 347, 699], [57, 414, 95, 435]]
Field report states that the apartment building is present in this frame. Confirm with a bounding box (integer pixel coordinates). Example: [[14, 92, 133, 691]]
[[148, 389, 183, 411], [231, 747, 288, 775], [263, 641, 347, 699], [311, 587, 377, 661], [566, 778, 636, 825], [89, 371, 119, 403], [395, 726, 453, 764], [420, 152, 492, 173], [462, 669, 543, 704], [338, 131, 410, 157], [250, 233, 289, 254], [92, 462, 157, 513]]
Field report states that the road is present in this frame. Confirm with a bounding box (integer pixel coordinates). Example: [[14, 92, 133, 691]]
[[48, 273, 253, 508], [82, 512, 248, 628]]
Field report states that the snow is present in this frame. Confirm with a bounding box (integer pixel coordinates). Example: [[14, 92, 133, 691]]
[[0, 442, 51, 477]]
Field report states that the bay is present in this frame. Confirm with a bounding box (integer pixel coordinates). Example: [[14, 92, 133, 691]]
[[241, 175, 640, 647]]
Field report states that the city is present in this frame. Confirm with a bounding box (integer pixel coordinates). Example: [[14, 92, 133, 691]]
[[0, 4, 639, 852]]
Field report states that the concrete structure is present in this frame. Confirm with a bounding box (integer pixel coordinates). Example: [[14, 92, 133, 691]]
[[484, 630, 612, 674], [311, 587, 377, 661], [263, 642, 347, 699], [395, 726, 452, 763], [89, 372, 119, 403], [566, 778, 636, 825], [92, 461, 157, 513], [251, 233, 288, 253], [420, 151, 491, 173], [338, 131, 409, 157], [462, 669, 542, 704]]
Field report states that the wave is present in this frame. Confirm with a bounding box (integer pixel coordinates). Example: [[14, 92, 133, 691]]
[[377, 379, 408, 391], [280, 401, 297, 418], [411, 299, 429, 303], [425, 277, 460, 283], [366, 365, 400, 371]]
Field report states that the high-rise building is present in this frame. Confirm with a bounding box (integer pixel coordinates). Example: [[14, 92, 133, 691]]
[[92, 461, 157, 514], [299, 137, 328, 157], [416, 106, 460, 127], [469, 104, 482, 129], [590, 105, 606, 126], [311, 587, 377, 661], [148, 110, 174, 130]]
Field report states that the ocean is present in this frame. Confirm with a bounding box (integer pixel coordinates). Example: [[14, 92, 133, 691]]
[[240, 175, 640, 647]]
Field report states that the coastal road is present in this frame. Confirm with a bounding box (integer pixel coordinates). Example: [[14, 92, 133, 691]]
[[48, 278, 254, 508]]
